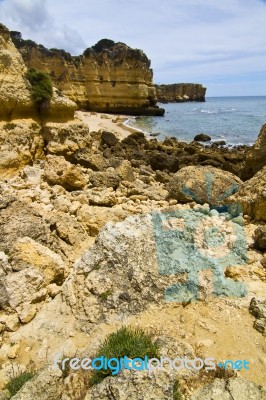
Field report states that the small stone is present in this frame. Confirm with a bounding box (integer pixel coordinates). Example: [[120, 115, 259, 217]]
[[8, 342, 20, 359], [18, 305, 36, 324]]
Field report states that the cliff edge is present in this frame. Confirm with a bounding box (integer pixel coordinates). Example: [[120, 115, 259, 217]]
[[155, 83, 206, 103], [11, 33, 164, 116]]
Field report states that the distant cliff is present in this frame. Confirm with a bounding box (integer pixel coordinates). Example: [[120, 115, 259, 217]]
[[155, 83, 206, 103], [11, 33, 164, 116]]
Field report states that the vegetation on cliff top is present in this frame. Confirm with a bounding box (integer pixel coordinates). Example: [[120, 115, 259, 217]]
[[25, 68, 53, 110]]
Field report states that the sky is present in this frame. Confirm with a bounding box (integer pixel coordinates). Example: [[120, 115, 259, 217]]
[[0, 0, 266, 96]]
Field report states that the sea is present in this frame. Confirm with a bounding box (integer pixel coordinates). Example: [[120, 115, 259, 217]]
[[126, 96, 266, 146]]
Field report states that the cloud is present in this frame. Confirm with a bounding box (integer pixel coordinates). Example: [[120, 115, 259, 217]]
[[0, 0, 86, 54], [0, 0, 266, 95]]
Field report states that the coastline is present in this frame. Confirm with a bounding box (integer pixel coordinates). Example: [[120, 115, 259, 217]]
[[75, 111, 142, 140]]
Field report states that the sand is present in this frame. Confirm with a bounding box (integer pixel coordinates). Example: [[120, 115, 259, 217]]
[[75, 110, 140, 140]]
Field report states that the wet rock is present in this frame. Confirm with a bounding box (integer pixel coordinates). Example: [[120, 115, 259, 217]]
[[194, 133, 211, 142]]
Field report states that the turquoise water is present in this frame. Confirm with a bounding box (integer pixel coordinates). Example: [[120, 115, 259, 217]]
[[127, 96, 266, 146]]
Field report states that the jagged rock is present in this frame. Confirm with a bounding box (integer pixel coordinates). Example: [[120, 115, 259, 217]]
[[0, 120, 44, 177], [89, 170, 121, 189], [11, 237, 65, 284], [148, 151, 179, 172], [42, 122, 92, 157], [253, 227, 266, 250], [0, 199, 51, 254], [11, 367, 63, 400], [72, 149, 109, 171], [85, 369, 175, 400], [167, 166, 242, 205], [86, 188, 117, 207], [194, 133, 211, 142], [227, 167, 266, 221], [115, 160, 135, 182], [76, 204, 128, 236], [244, 123, 266, 179], [101, 131, 119, 146], [249, 297, 266, 336], [190, 377, 266, 400], [249, 298, 266, 319], [44, 155, 87, 190]]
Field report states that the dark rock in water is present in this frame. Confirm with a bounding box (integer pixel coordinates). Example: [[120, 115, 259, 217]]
[[194, 133, 211, 142], [148, 151, 179, 172], [150, 132, 160, 137], [101, 131, 118, 147], [211, 140, 226, 147], [253, 226, 266, 250]]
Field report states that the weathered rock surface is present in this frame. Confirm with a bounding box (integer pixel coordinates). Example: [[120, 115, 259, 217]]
[[244, 123, 266, 179], [155, 83, 206, 103], [12, 33, 164, 116], [227, 166, 266, 221], [44, 155, 87, 190], [0, 120, 44, 177], [85, 369, 175, 400], [190, 377, 266, 400], [167, 166, 242, 205], [249, 297, 266, 336], [11, 367, 63, 400], [253, 226, 266, 250]]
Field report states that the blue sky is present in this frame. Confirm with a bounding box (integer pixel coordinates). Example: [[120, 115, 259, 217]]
[[0, 0, 266, 96]]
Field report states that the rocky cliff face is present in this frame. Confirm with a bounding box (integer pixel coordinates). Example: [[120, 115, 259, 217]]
[[155, 83, 206, 102], [11, 34, 164, 116]]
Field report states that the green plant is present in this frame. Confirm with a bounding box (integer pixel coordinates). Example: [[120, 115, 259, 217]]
[[6, 371, 35, 397], [90, 326, 160, 385], [173, 379, 182, 400], [25, 68, 53, 110], [3, 122, 16, 130], [99, 290, 113, 301]]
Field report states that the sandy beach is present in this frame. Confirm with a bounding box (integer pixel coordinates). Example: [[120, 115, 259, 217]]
[[75, 110, 140, 140]]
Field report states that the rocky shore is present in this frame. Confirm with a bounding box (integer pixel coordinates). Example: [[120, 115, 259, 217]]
[[0, 22, 266, 400]]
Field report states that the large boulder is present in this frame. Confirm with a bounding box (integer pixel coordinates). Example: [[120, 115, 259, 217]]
[[227, 166, 266, 221], [244, 123, 266, 179], [44, 155, 87, 190], [167, 166, 242, 205], [63, 209, 247, 328]]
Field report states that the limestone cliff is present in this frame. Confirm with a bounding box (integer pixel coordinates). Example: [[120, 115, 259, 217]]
[[0, 24, 77, 121], [155, 83, 206, 103], [11, 34, 164, 116]]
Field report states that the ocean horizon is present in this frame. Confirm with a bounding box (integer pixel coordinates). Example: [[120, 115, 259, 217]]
[[127, 95, 266, 146]]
